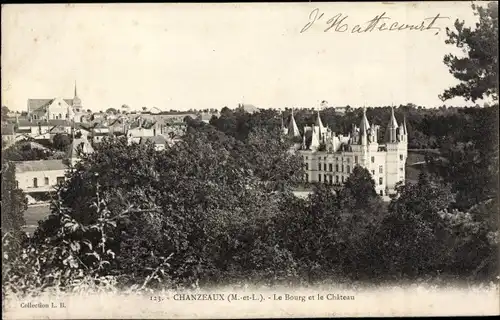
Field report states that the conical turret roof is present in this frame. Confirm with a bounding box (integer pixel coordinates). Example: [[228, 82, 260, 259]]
[[288, 110, 300, 137], [359, 107, 370, 135]]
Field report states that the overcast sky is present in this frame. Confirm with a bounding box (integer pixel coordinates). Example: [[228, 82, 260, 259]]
[[1, 2, 488, 112]]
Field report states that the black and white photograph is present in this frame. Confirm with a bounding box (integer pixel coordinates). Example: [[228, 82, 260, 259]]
[[1, 2, 499, 318]]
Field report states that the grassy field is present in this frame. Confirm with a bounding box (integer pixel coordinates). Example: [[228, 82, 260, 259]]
[[23, 204, 51, 235]]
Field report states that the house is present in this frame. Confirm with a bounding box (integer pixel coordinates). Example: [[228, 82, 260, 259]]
[[139, 112, 197, 124], [335, 106, 350, 114], [108, 118, 128, 135], [14, 136, 94, 193], [14, 159, 68, 193], [139, 135, 168, 151], [127, 118, 157, 144], [162, 122, 186, 137], [16, 119, 72, 140]]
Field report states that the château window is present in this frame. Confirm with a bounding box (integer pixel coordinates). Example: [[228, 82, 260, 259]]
[[324, 163, 327, 171], [379, 166, 383, 174], [305, 156, 308, 160], [400, 154, 404, 161], [329, 175, 333, 184], [318, 175, 322, 182], [372, 170, 375, 175], [304, 173, 309, 181], [335, 164, 339, 172], [341, 176, 344, 183], [305, 163, 309, 170], [329, 163, 332, 171], [44, 177, 49, 185], [347, 165, 350, 174], [324, 157, 327, 161], [379, 190, 383, 196], [324, 174, 328, 183], [341, 165, 344, 172], [347, 158, 350, 163], [371, 156, 375, 163], [335, 176, 339, 183], [355, 156, 358, 163], [400, 167, 404, 172], [318, 163, 321, 171], [33, 178, 38, 188], [57, 177, 65, 184], [379, 177, 383, 185]]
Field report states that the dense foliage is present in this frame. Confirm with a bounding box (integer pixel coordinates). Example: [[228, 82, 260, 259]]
[[3, 140, 67, 162], [2, 2, 498, 297], [441, 2, 498, 102], [3, 106, 498, 296]]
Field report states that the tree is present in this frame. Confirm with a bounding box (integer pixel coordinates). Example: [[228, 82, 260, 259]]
[[245, 127, 304, 191], [440, 2, 499, 102], [3, 142, 54, 161], [1, 106, 9, 119], [34, 127, 302, 288], [1, 159, 27, 243], [340, 166, 378, 209], [52, 133, 72, 151], [370, 173, 455, 279], [106, 108, 117, 114]]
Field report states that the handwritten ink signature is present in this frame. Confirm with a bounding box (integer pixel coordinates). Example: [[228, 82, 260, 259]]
[[300, 8, 450, 35]]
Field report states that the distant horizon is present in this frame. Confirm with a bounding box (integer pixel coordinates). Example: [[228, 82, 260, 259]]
[[2, 3, 494, 112], [4, 101, 494, 116]]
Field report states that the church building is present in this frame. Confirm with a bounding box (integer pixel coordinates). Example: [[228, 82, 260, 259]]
[[26, 82, 84, 121]]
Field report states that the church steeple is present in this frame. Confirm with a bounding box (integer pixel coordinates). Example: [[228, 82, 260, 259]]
[[72, 80, 82, 109]]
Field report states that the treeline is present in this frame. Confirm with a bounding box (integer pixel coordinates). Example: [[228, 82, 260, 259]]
[[210, 104, 499, 150], [210, 104, 499, 210], [2, 110, 498, 296]]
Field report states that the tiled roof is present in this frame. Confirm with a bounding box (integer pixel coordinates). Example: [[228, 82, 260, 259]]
[[14, 160, 67, 173], [93, 132, 110, 136], [49, 126, 68, 134], [66, 138, 94, 159], [139, 135, 168, 145], [16, 128, 32, 134], [108, 119, 124, 126], [28, 99, 73, 113], [93, 122, 109, 129], [17, 119, 72, 127]]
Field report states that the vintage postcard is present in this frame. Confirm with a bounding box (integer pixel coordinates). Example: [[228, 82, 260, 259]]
[[1, 2, 499, 319]]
